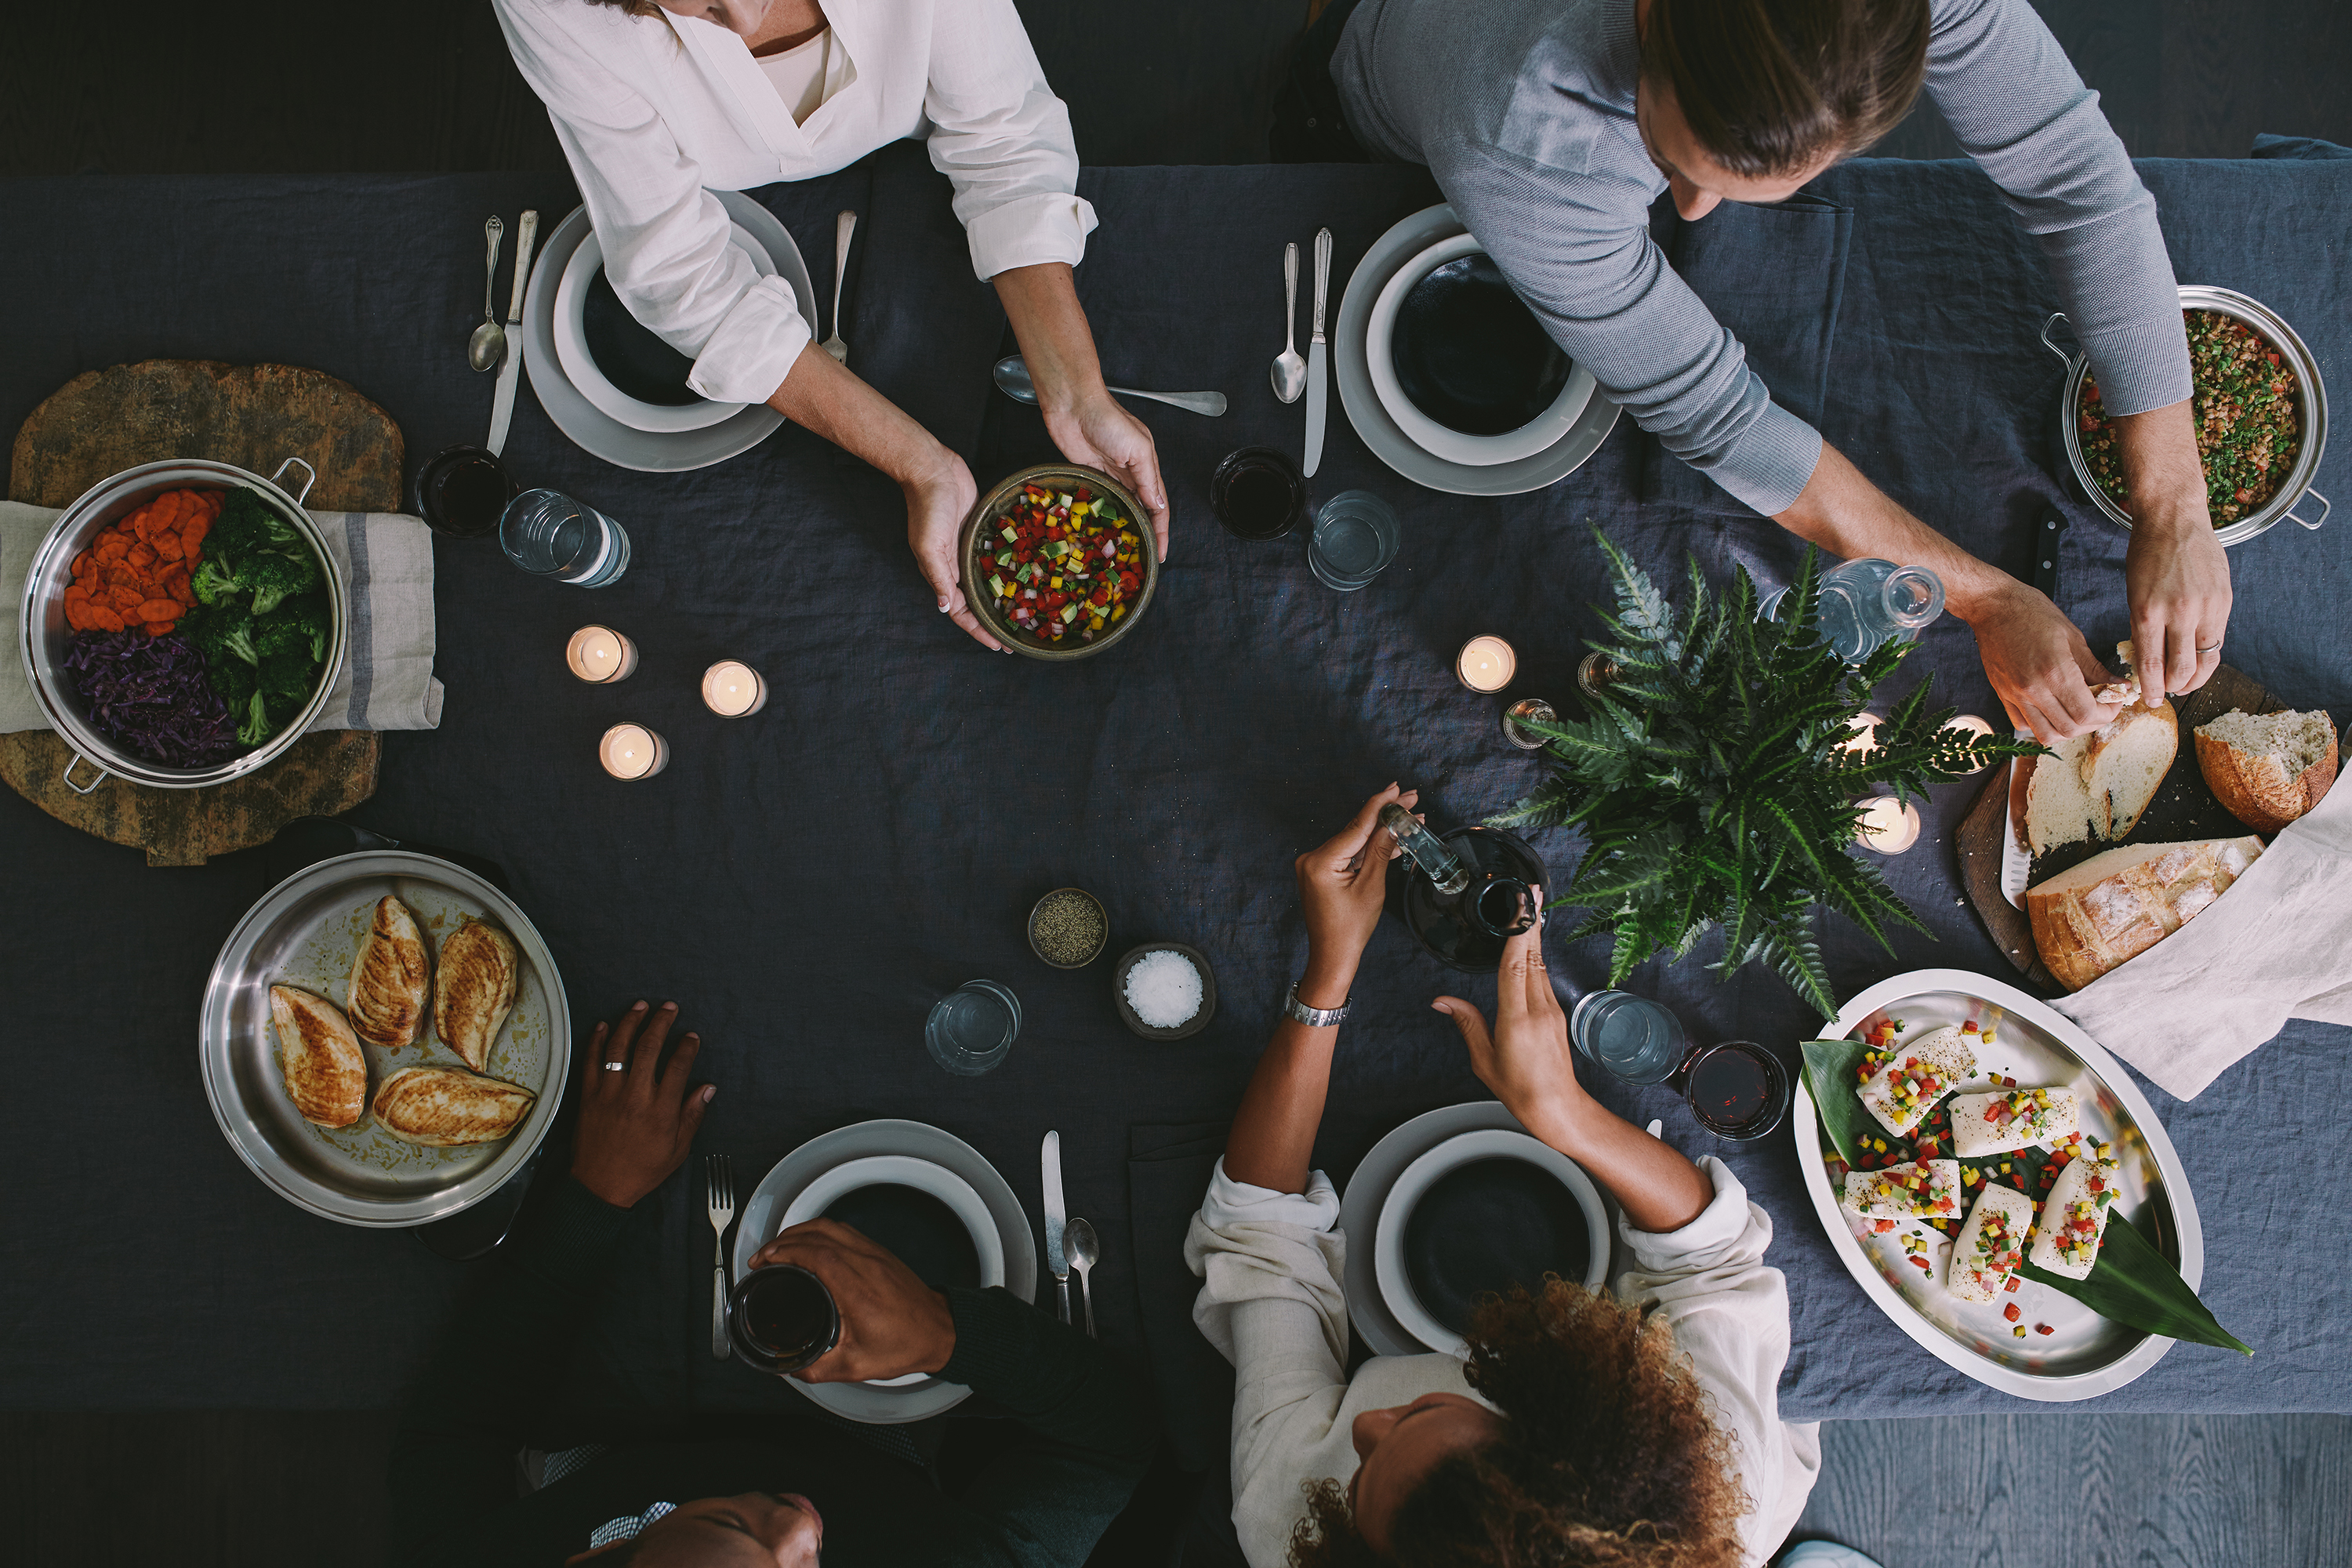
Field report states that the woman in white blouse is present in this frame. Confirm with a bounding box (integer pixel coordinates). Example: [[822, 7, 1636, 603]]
[[1187, 785, 1820, 1566], [495, 0, 1167, 651]]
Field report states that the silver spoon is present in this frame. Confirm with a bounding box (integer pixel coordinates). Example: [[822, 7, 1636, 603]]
[[1271, 241, 1305, 403], [468, 216, 506, 372], [822, 209, 855, 364], [1064, 1217, 1100, 1338], [993, 355, 1225, 417]]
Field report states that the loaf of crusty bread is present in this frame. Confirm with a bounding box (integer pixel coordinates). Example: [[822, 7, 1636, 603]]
[[2194, 708, 2339, 834], [2025, 641, 2177, 855], [2026, 836, 2263, 991]]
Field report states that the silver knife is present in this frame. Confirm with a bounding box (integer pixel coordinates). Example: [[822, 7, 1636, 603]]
[[487, 209, 539, 456], [1041, 1130, 1070, 1324], [1999, 739, 2035, 908], [1302, 226, 1332, 477]]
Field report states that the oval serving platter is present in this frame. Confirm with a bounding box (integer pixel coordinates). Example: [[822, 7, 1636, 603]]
[[1794, 968, 2203, 1401], [200, 851, 572, 1227]]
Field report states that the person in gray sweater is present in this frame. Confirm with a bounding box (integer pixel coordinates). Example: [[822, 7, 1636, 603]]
[[1316, 0, 2230, 745]]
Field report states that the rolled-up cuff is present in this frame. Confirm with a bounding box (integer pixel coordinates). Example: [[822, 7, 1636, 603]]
[[2076, 314, 2194, 418], [685, 273, 811, 405], [1693, 400, 1825, 517], [1199, 1156, 1341, 1232], [1615, 1156, 1762, 1274], [967, 192, 1098, 281]]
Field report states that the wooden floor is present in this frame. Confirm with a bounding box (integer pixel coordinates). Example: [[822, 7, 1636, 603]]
[[4, 2, 2347, 1565]]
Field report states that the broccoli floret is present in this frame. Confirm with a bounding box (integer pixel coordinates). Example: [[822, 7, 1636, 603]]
[[186, 602, 260, 670], [255, 619, 311, 663], [208, 652, 258, 708], [201, 488, 323, 615], [260, 648, 316, 707], [190, 553, 242, 608], [270, 592, 332, 664], [247, 547, 321, 616], [236, 690, 274, 748], [208, 489, 287, 561]]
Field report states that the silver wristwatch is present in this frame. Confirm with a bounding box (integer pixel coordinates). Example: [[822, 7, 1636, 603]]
[[1284, 982, 1350, 1028]]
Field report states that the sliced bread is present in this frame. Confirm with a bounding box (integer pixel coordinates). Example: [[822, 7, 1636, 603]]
[[2025, 699, 2178, 853], [2194, 708, 2339, 833], [2024, 835, 2263, 991]]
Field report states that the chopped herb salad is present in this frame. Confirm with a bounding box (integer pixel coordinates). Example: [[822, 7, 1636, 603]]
[[2078, 309, 2303, 526]]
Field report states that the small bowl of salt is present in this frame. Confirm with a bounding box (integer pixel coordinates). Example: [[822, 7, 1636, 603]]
[[1111, 943, 1217, 1040]]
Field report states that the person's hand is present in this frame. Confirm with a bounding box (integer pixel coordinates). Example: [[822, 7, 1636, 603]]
[[1042, 390, 1171, 563], [1962, 578, 2128, 743], [1429, 897, 1583, 1146], [902, 445, 999, 652], [747, 1218, 956, 1384], [571, 1001, 714, 1209], [1293, 784, 1416, 1004], [2124, 504, 2232, 706]]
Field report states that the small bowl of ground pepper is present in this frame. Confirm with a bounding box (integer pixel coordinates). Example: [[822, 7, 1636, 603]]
[[1028, 887, 1109, 969]]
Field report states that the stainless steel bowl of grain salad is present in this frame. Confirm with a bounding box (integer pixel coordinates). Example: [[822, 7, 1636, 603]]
[[2044, 285, 2329, 547]]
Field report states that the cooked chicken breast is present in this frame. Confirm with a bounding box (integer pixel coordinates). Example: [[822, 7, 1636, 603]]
[[269, 984, 368, 1129], [347, 895, 431, 1051], [372, 1065, 536, 1147], [433, 920, 520, 1072]]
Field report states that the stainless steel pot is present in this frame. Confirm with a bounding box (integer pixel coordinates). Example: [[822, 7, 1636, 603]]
[[15, 456, 348, 792], [2045, 285, 2330, 546]]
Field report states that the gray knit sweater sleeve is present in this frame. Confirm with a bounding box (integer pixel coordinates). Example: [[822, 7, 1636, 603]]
[[1922, 0, 2188, 418]]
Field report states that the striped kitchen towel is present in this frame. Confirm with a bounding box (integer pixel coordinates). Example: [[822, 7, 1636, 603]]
[[0, 500, 441, 734]]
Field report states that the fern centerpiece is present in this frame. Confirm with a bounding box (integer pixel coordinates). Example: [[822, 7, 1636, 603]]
[[1494, 533, 2038, 1017]]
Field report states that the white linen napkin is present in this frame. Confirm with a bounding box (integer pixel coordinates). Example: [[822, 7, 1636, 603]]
[[2053, 753, 2352, 1099], [0, 499, 441, 735]]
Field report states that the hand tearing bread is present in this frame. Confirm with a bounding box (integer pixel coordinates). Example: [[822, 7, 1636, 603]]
[[2025, 642, 2178, 855], [347, 895, 432, 1051], [433, 920, 520, 1072]]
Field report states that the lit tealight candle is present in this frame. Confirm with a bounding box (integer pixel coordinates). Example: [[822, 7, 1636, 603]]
[[700, 660, 768, 717], [1854, 795, 1922, 855], [598, 723, 669, 781], [1839, 712, 1884, 756], [1456, 636, 1517, 693], [565, 626, 637, 684], [1940, 713, 1994, 771]]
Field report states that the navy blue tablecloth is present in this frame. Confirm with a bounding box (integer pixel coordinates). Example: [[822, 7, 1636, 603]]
[[0, 146, 2345, 1428]]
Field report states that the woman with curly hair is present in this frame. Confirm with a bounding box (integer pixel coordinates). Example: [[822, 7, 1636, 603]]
[[1189, 786, 1818, 1566]]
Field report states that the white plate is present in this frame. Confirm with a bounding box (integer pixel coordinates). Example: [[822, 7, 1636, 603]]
[[551, 225, 771, 434], [521, 193, 813, 474], [1372, 1127, 1610, 1356], [777, 1154, 1005, 1388], [731, 1118, 1036, 1423], [1335, 204, 1621, 496], [1795, 968, 2203, 1402], [1366, 234, 1597, 467]]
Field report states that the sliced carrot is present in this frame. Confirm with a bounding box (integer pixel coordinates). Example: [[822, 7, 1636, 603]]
[[135, 597, 181, 622], [143, 619, 176, 636], [71, 550, 91, 575], [181, 516, 210, 548], [153, 533, 183, 562], [85, 607, 125, 632]]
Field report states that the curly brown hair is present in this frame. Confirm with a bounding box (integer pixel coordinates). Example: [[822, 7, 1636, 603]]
[[1289, 1279, 1747, 1568]]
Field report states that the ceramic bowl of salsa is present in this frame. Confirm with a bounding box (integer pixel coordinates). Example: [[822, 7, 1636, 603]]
[[959, 464, 1159, 662]]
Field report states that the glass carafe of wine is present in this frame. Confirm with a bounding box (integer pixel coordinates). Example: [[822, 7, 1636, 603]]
[[1379, 804, 1549, 971]]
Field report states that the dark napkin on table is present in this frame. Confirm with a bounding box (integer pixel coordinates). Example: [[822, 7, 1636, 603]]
[[1642, 191, 1853, 518], [1129, 1122, 1233, 1475]]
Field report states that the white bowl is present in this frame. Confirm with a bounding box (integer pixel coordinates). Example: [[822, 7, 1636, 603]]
[[1366, 234, 1596, 467], [779, 1154, 1004, 1386], [552, 223, 775, 434], [1372, 1128, 1610, 1357]]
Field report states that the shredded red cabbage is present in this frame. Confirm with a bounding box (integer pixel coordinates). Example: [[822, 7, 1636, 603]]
[[64, 630, 241, 768]]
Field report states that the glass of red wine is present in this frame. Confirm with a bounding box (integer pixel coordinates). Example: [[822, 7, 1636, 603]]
[[412, 444, 519, 539], [1211, 446, 1307, 540], [725, 1264, 840, 1374], [1675, 1040, 1791, 1141]]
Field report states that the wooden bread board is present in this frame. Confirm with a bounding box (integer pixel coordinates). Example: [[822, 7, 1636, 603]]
[[1956, 663, 2289, 989], [2, 360, 398, 866]]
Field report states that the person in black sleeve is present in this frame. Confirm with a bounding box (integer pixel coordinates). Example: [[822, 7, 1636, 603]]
[[387, 1000, 1156, 1567]]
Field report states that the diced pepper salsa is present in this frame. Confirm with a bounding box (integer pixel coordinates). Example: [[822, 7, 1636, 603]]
[[981, 481, 1145, 648]]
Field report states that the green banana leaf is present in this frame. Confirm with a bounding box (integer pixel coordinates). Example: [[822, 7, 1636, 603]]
[[1798, 1037, 1875, 1166], [2020, 1210, 2252, 1355]]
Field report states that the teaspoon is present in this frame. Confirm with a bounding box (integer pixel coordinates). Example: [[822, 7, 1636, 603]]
[[1064, 1217, 1100, 1338], [992, 355, 1226, 418], [468, 216, 506, 372], [1271, 241, 1305, 403]]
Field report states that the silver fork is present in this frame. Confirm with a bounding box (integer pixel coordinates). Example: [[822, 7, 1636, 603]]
[[706, 1154, 735, 1360]]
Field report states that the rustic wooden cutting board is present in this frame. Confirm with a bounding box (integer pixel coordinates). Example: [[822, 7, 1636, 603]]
[[3, 360, 398, 866], [1956, 663, 2288, 988]]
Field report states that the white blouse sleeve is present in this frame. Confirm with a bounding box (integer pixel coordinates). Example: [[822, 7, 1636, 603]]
[[492, 0, 811, 405], [1613, 1158, 1822, 1566], [921, 0, 1098, 281]]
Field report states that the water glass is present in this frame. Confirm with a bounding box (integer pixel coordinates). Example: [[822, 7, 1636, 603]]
[[924, 979, 1021, 1076], [1307, 490, 1400, 590], [1569, 990, 1688, 1085], [499, 488, 632, 587], [1211, 447, 1307, 540]]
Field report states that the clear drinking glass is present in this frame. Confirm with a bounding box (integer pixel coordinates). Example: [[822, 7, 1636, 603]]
[[499, 488, 632, 587], [924, 979, 1022, 1076], [1568, 990, 1689, 1084], [1307, 491, 1400, 590]]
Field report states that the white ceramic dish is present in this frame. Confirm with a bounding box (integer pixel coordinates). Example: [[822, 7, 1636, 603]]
[[522, 193, 812, 474], [1339, 1101, 1622, 1357], [778, 1154, 1004, 1388], [1335, 203, 1620, 497], [552, 224, 772, 435], [1372, 1127, 1610, 1356], [1795, 968, 2203, 1402], [731, 1119, 1035, 1423], [1365, 234, 1596, 467]]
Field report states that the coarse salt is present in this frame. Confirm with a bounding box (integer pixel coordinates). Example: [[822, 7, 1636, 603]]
[[1123, 949, 1202, 1029]]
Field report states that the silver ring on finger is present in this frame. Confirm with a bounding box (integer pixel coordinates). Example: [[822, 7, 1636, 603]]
[[602, 1060, 627, 1072], [2196, 641, 2223, 653]]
